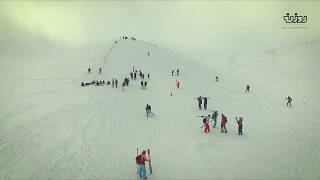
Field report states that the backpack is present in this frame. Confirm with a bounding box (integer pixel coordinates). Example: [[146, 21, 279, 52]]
[[202, 118, 207, 124], [136, 155, 142, 164]]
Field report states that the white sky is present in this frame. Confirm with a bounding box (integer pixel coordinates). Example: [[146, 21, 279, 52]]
[[1, 1, 319, 61]]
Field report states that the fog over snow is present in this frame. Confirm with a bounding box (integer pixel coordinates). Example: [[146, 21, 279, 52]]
[[0, 1, 320, 179]]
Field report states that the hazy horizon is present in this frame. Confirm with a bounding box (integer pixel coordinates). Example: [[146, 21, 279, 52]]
[[1, 1, 320, 62]]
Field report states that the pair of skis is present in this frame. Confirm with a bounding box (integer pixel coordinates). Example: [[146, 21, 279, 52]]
[[137, 147, 153, 175]]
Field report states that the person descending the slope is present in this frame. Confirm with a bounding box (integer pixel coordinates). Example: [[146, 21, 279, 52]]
[[221, 114, 228, 133], [286, 96, 292, 107], [235, 116, 243, 135], [203, 97, 208, 110], [197, 96, 203, 110]]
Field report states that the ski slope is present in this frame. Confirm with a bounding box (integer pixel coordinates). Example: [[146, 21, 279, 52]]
[[0, 38, 319, 179]]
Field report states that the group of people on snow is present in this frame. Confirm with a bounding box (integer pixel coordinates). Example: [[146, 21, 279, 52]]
[[196, 96, 209, 110], [200, 111, 243, 135], [171, 69, 180, 76]]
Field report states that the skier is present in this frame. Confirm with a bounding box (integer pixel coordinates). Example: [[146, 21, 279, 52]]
[[148, 52, 150, 56], [221, 114, 228, 133], [99, 68, 102, 74], [197, 96, 203, 110], [141, 81, 144, 88], [216, 76, 218, 82], [204, 115, 211, 133], [146, 104, 152, 117], [147, 73, 150, 79], [88, 68, 91, 74], [212, 111, 218, 128], [176, 80, 180, 88], [203, 97, 208, 110], [144, 81, 147, 88], [286, 96, 292, 106], [134, 71, 137, 80], [246, 85, 250, 93], [107, 81, 110, 85], [138, 150, 149, 179], [112, 79, 114, 87], [81, 82, 84, 87], [176, 69, 179, 76], [235, 117, 243, 135], [171, 70, 174, 76], [115, 79, 118, 88]]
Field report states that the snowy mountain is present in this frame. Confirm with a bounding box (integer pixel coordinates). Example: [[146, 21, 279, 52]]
[[0, 38, 319, 179]]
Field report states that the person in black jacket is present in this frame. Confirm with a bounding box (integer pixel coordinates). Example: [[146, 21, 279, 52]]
[[197, 96, 202, 110], [203, 97, 208, 110]]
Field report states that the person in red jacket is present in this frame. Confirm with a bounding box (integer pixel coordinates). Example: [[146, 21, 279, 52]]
[[221, 114, 228, 133], [204, 115, 211, 133], [176, 80, 180, 88]]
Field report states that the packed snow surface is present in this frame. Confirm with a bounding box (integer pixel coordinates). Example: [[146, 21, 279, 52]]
[[0, 39, 319, 179]]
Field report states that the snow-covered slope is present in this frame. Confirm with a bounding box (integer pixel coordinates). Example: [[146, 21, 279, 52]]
[[0, 38, 319, 179]]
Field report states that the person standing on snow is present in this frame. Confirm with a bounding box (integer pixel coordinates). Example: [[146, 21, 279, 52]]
[[88, 68, 91, 74], [134, 71, 137, 80], [176, 69, 180, 76], [141, 81, 144, 88], [203, 97, 208, 110], [246, 85, 250, 93], [216, 76, 218, 82], [144, 81, 147, 88], [99, 68, 102, 74], [115, 79, 118, 88], [197, 96, 203, 110], [138, 150, 149, 179], [221, 114, 228, 133], [171, 70, 174, 76], [176, 80, 180, 88], [212, 111, 218, 128], [286, 96, 292, 107], [235, 117, 243, 135], [130, 72, 133, 80], [204, 115, 211, 133], [147, 73, 150, 79], [146, 104, 152, 117], [112, 79, 114, 87]]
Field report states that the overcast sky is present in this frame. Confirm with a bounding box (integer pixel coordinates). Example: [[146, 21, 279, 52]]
[[1, 1, 319, 61]]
